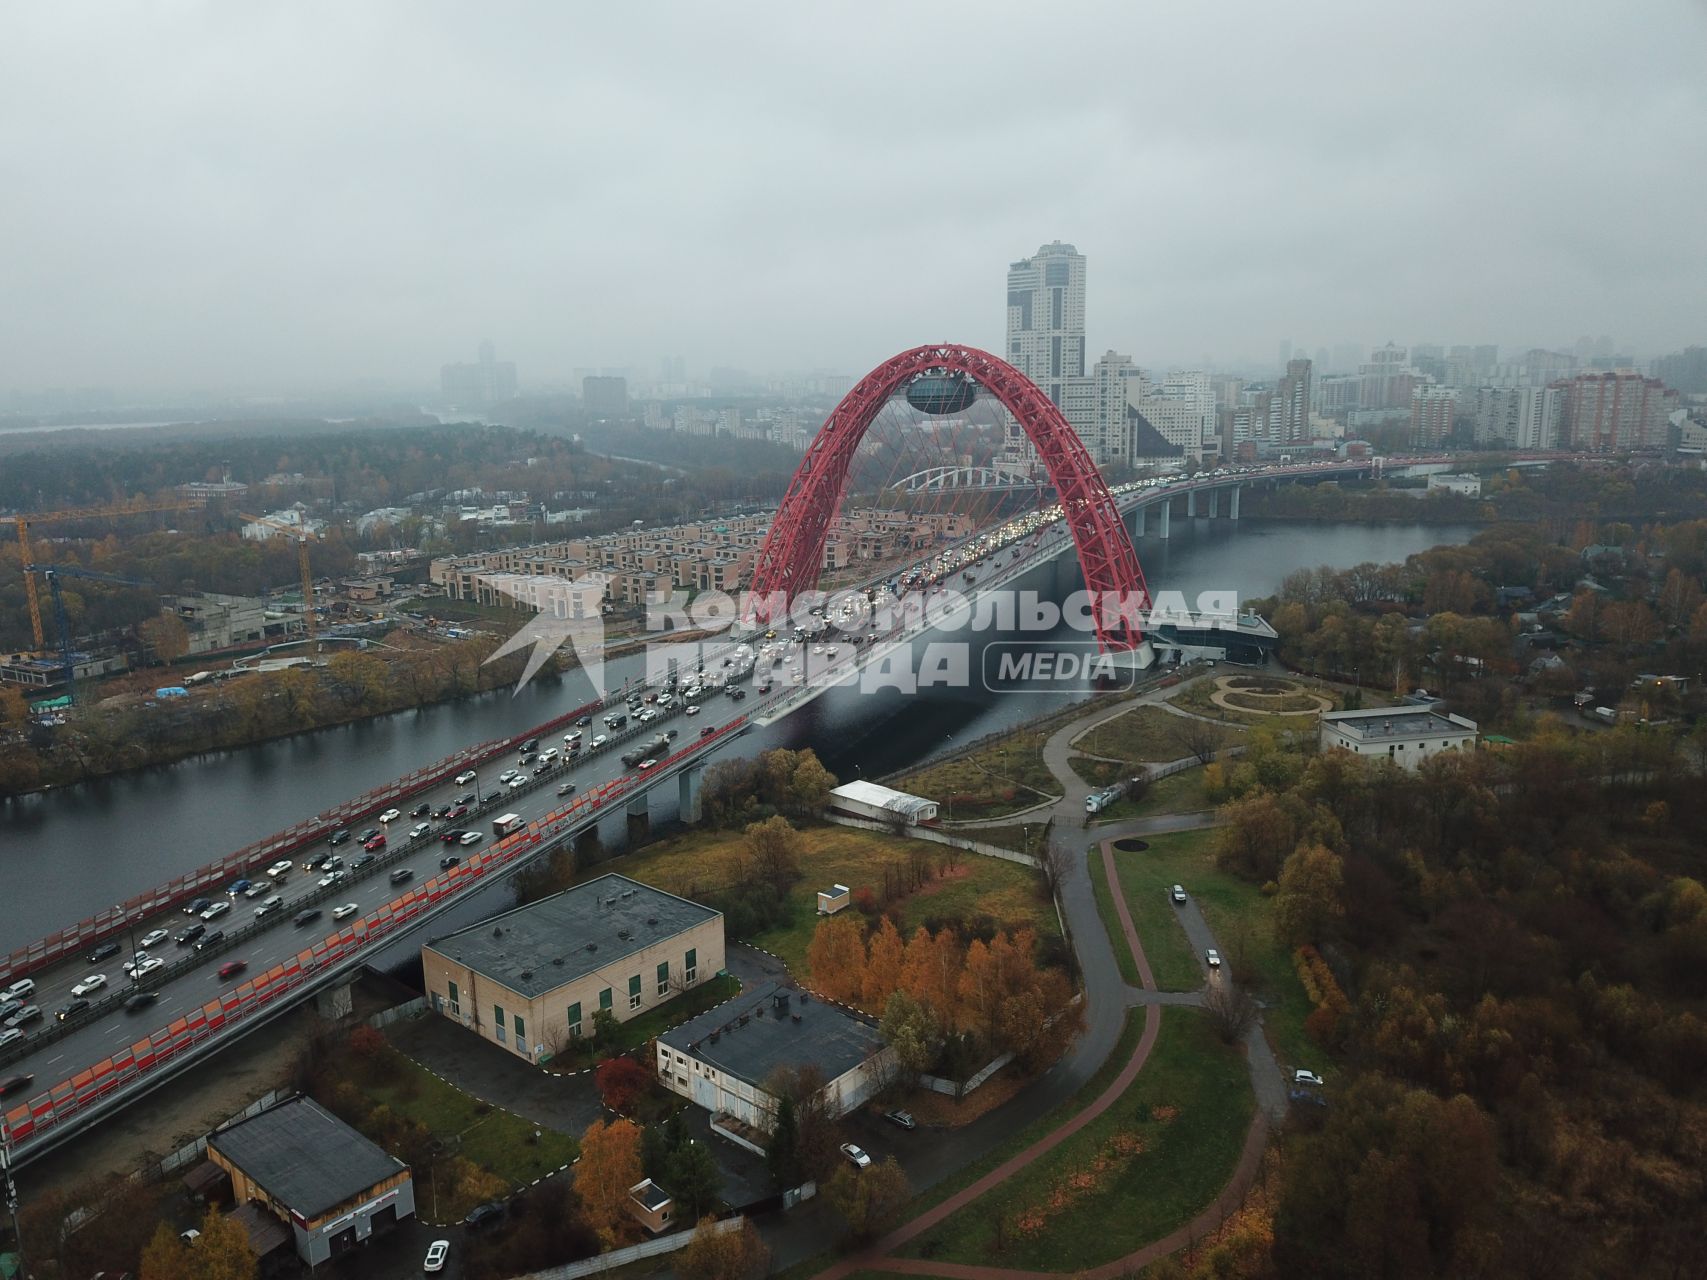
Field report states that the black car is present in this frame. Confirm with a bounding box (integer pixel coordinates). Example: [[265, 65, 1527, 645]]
[[175, 923, 206, 946], [302, 851, 332, 872], [389, 867, 415, 885], [700, 726, 716, 737], [183, 898, 213, 918], [85, 939, 122, 962], [357, 828, 380, 844], [56, 998, 90, 1022], [439, 854, 460, 870], [0, 1073, 35, 1097], [328, 829, 352, 846], [463, 1202, 505, 1230], [574, 715, 592, 727], [456, 792, 477, 807], [433, 804, 453, 820], [350, 852, 377, 871], [293, 908, 322, 927], [124, 992, 159, 1014], [410, 802, 432, 817], [521, 737, 539, 751], [194, 930, 226, 951]]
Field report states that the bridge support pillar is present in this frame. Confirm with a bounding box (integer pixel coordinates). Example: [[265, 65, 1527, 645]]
[[1229, 485, 1241, 520], [1132, 504, 1147, 538], [678, 764, 704, 825], [1187, 490, 1197, 517], [1158, 499, 1170, 539], [574, 825, 602, 860], [316, 981, 354, 1023], [626, 792, 650, 842]]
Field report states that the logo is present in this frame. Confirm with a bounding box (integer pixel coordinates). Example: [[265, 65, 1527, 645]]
[[981, 642, 1138, 692], [481, 573, 612, 697]]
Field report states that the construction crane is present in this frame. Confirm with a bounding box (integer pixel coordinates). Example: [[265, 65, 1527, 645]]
[[238, 512, 323, 651], [11, 498, 204, 651], [25, 563, 152, 704]]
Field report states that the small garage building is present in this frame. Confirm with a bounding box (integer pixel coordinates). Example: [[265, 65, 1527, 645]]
[[826, 780, 938, 826]]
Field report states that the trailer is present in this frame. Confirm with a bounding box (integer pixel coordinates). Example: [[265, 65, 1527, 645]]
[[493, 812, 524, 837]]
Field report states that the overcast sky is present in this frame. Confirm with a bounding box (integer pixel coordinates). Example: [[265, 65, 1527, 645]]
[[3, 1, 1704, 393]]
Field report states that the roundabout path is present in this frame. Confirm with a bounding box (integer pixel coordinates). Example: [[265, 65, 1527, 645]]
[[810, 678, 1282, 1280]]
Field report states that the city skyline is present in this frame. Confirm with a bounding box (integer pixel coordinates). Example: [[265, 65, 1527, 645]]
[[2, 2, 1705, 394]]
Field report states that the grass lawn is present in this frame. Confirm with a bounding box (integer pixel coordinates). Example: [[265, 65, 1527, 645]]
[[1169, 679, 1325, 731], [967, 821, 1053, 857], [582, 824, 1057, 979], [544, 973, 740, 1070], [903, 1010, 1253, 1271], [892, 729, 1061, 820], [368, 1054, 581, 1196], [1094, 768, 1211, 823], [1104, 829, 1314, 1067], [1090, 842, 1201, 994], [1075, 704, 1244, 765]]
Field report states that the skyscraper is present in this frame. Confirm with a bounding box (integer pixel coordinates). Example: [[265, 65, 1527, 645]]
[[1006, 241, 1087, 404], [1409, 383, 1459, 446], [441, 340, 518, 406], [1272, 359, 1313, 443]]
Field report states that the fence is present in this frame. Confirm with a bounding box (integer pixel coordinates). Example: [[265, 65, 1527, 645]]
[[519, 1216, 744, 1280], [919, 1050, 1015, 1098], [820, 811, 1042, 868], [153, 1088, 286, 1178], [2, 717, 748, 1154], [367, 996, 428, 1030]]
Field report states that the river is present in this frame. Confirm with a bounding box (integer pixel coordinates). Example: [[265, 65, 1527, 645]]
[[0, 519, 1476, 943]]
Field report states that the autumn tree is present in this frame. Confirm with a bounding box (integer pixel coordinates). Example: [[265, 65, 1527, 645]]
[[596, 1055, 652, 1114], [880, 989, 943, 1078], [141, 1222, 192, 1280], [862, 915, 905, 1009], [806, 913, 868, 1004], [744, 814, 805, 895], [788, 749, 837, 813], [578, 1117, 645, 1248], [678, 1215, 771, 1280], [1273, 842, 1346, 947], [138, 611, 190, 663], [899, 925, 963, 1025], [825, 1156, 912, 1243]]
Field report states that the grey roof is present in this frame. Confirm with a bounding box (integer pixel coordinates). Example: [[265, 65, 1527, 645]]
[[425, 873, 721, 999], [209, 1096, 405, 1220], [1320, 708, 1475, 741], [631, 1180, 671, 1210], [659, 980, 884, 1087]]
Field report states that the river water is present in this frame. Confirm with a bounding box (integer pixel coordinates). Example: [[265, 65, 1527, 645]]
[[0, 519, 1474, 943]]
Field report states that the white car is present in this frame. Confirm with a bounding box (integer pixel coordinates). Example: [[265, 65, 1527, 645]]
[[122, 952, 154, 974], [1293, 1069, 1325, 1087], [243, 882, 269, 898], [1171, 885, 1187, 904], [498, 769, 520, 784], [1205, 949, 1222, 969], [332, 902, 360, 921], [266, 860, 293, 879], [3, 978, 36, 1002], [253, 897, 282, 917], [71, 974, 108, 997], [131, 957, 166, 980], [507, 776, 526, 790], [459, 831, 484, 846], [409, 822, 432, 840], [840, 1142, 871, 1169], [424, 1240, 450, 1273], [454, 769, 478, 785], [138, 928, 170, 949], [539, 747, 559, 762], [591, 734, 608, 748], [200, 901, 231, 922], [0, 1028, 22, 1050], [563, 731, 581, 744], [378, 808, 401, 824], [684, 704, 700, 716]]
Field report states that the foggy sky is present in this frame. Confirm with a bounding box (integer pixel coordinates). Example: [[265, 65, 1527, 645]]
[[3, 1, 1704, 393]]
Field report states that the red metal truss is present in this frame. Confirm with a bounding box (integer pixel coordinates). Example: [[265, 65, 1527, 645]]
[[747, 344, 1151, 650]]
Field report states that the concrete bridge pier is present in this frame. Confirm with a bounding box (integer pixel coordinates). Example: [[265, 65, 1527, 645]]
[[1157, 499, 1171, 539], [1209, 489, 1221, 518], [1229, 485, 1241, 520], [573, 825, 602, 860], [678, 764, 704, 825], [1132, 504, 1147, 538], [626, 791, 651, 842], [1187, 490, 1198, 517], [316, 980, 354, 1022]]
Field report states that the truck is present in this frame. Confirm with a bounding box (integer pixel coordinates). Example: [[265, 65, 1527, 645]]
[[1084, 784, 1127, 815], [621, 734, 673, 769], [492, 813, 524, 837]]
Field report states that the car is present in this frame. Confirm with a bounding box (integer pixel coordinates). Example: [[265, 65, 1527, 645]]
[[0, 1073, 36, 1096], [454, 769, 478, 785], [390, 867, 416, 885], [638, 758, 657, 771], [459, 831, 484, 846], [182, 898, 213, 918], [557, 781, 578, 797], [439, 855, 460, 870], [1171, 885, 1187, 903], [840, 1143, 871, 1169], [520, 737, 539, 752], [122, 952, 153, 974], [56, 998, 90, 1022], [1293, 1069, 1325, 1087], [328, 829, 352, 846], [539, 747, 559, 762], [2, 978, 35, 1002], [253, 897, 282, 917], [424, 1239, 450, 1273], [293, 909, 322, 927], [498, 769, 520, 784], [218, 960, 247, 980], [332, 903, 360, 921], [575, 715, 592, 727], [1206, 949, 1222, 969], [319, 870, 348, 889], [411, 802, 433, 817], [685, 704, 700, 716], [456, 792, 477, 806], [463, 1202, 505, 1230], [563, 730, 581, 743], [138, 928, 170, 950], [446, 804, 469, 820], [357, 828, 380, 844], [591, 734, 609, 748], [243, 881, 269, 898], [131, 957, 165, 980], [175, 923, 205, 946], [226, 878, 253, 897], [0, 1000, 20, 1023], [518, 752, 537, 767], [0, 1028, 23, 1049], [507, 776, 526, 790], [363, 833, 387, 851], [729, 687, 746, 701], [533, 763, 552, 776], [884, 1109, 917, 1130], [195, 930, 226, 951], [71, 974, 108, 997], [700, 726, 716, 737], [351, 852, 377, 871], [201, 900, 231, 922], [2, 1005, 40, 1029], [432, 804, 453, 820], [301, 851, 331, 872], [409, 821, 432, 840]]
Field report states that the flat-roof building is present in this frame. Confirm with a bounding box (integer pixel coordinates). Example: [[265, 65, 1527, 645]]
[[657, 981, 893, 1150], [1318, 707, 1478, 771], [422, 874, 724, 1063], [206, 1096, 413, 1268], [826, 780, 939, 826]]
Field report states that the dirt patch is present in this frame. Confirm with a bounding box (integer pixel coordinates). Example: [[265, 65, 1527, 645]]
[[900, 1063, 1027, 1128]]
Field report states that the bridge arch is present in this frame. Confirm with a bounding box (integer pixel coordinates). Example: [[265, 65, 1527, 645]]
[[747, 344, 1151, 650]]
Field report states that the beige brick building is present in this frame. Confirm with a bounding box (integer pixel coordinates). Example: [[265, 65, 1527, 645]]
[[420, 874, 724, 1063]]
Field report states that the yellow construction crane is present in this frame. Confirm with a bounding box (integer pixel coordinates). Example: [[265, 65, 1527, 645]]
[[238, 512, 324, 651], [12, 498, 204, 650]]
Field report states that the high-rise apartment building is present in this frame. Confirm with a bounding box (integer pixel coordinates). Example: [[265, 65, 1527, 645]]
[[582, 376, 629, 418], [441, 340, 518, 406], [1006, 242, 1096, 459], [1472, 385, 1562, 449], [1409, 384, 1459, 446], [1562, 372, 1678, 451], [1653, 347, 1707, 395], [1360, 343, 1413, 409], [1271, 359, 1312, 443]]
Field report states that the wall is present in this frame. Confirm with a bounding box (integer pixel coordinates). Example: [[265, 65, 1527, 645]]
[[820, 812, 1041, 869], [519, 1215, 743, 1280]]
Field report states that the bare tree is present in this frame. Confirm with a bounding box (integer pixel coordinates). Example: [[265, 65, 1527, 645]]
[[1203, 981, 1259, 1044], [1167, 714, 1225, 764]]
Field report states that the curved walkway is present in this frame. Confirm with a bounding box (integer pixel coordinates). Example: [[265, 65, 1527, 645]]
[[810, 680, 1279, 1280]]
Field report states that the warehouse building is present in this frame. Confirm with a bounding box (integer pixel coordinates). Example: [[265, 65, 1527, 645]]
[[826, 780, 938, 826]]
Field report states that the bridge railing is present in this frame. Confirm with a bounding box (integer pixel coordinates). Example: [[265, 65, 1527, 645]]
[[2, 714, 746, 1153]]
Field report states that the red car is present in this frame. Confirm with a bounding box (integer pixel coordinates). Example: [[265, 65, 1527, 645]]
[[447, 804, 469, 820], [218, 960, 247, 980], [363, 833, 387, 851]]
